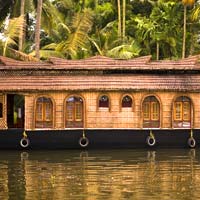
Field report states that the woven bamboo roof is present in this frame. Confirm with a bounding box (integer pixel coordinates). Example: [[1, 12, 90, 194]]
[[0, 74, 199, 92], [0, 55, 200, 71], [0, 55, 200, 92]]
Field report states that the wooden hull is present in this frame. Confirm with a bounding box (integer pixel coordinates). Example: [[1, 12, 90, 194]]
[[0, 129, 199, 149]]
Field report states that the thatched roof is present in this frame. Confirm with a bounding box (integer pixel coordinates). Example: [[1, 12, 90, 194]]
[[0, 55, 200, 71], [0, 74, 199, 92], [0, 55, 200, 92]]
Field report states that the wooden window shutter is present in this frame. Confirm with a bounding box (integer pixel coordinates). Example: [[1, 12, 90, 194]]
[[143, 102, 150, 120], [174, 102, 182, 121], [36, 102, 43, 121], [45, 102, 52, 121], [75, 102, 83, 121], [183, 102, 190, 121], [66, 102, 74, 121], [151, 102, 159, 120]]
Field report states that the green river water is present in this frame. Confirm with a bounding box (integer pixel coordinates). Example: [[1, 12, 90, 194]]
[[0, 149, 199, 200]]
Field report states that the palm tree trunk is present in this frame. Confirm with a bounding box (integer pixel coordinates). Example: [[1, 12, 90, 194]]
[[117, 0, 121, 39], [122, 0, 126, 41], [182, 5, 186, 59], [156, 42, 159, 60], [35, 0, 43, 59], [19, 0, 25, 51]]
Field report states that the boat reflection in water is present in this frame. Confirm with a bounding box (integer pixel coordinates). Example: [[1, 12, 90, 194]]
[[0, 149, 199, 200]]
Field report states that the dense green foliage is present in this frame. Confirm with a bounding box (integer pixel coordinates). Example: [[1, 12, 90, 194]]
[[0, 0, 200, 60]]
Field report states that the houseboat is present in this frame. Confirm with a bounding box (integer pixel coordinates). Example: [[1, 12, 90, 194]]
[[0, 55, 200, 149]]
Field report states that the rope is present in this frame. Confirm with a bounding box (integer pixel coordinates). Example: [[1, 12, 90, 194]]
[[82, 129, 86, 138], [23, 131, 27, 138], [190, 129, 193, 138], [150, 130, 155, 139]]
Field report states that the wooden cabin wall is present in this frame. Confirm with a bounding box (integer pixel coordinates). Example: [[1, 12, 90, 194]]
[[82, 92, 200, 129], [85, 92, 136, 129], [0, 94, 7, 129], [25, 94, 35, 130], [24, 91, 200, 130], [190, 93, 200, 128]]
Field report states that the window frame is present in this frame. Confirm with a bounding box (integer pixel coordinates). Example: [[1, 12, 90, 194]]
[[65, 95, 84, 128], [35, 96, 54, 128], [183, 101, 191, 121], [74, 101, 83, 122], [151, 102, 159, 121], [98, 94, 110, 110], [0, 102, 3, 118], [66, 102, 74, 122], [121, 95, 133, 109], [0, 95, 4, 119], [143, 101, 151, 120], [173, 96, 191, 123], [142, 96, 160, 128]]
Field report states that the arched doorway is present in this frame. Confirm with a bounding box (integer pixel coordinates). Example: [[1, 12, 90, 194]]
[[7, 94, 24, 128]]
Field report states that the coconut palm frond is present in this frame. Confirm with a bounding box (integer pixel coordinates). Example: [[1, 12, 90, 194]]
[[88, 37, 103, 55], [58, 23, 71, 34], [30, 50, 65, 60], [42, 0, 70, 35], [55, 41, 67, 52], [55, 0, 74, 9], [72, 8, 93, 32], [63, 8, 93, 57], [191, 6, 200, 21], [107, 41, 141, 59], [42, 43, 57, 50], [100, 21, 116, 34], [5, 16, 25, 40], [2, 15, 25, 56], [7, 47, 38, 61]]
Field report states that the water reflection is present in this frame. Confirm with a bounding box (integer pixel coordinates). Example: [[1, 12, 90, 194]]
[[0, 149, 199, 200]]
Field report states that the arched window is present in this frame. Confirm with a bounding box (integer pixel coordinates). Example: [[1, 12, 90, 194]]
[[66, 96, 83, 128], [35, 97, 53, 128], [142, 96, 160, 128], [99, 95, 109, 108], [122, 95, 132, 108], [173, 96, 192, 128], [0, 103, 2, 118]]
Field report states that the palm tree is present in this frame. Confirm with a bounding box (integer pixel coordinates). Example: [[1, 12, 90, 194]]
[[35, 0, 43, 59], [1, 16, 25, 56], [19, 0, 25, 51], [117, 0, 122, 39], [122, 0, 126, 40], [182, 0, 195, 58], [0, 0, 35, 54], [117, 0, 126, 41], [41, 0, 71, 36], [39, 8, 93, 59], [0, 15, 37, 61], [59, 8, 93, 58]]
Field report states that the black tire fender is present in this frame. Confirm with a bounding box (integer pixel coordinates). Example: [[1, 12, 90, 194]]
[[79, 137, 89, 148], [20, 137, 30, 148], [188, 137, 196, 148], [146, 136, 156, 147]]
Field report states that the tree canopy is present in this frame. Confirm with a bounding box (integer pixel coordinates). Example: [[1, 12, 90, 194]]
[[0, 0, 200, 60]]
